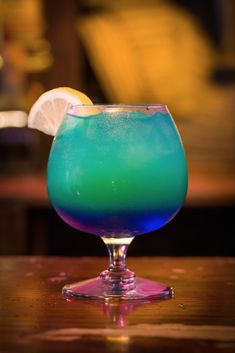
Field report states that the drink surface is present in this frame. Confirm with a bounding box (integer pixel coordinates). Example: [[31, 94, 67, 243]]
[[47, 109, 187, 237]]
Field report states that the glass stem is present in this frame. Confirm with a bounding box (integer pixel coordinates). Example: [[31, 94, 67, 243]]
[[100, 237, 136, 293]]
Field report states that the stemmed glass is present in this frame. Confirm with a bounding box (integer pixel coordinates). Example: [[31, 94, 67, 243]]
[[47, 105, 187, 300]]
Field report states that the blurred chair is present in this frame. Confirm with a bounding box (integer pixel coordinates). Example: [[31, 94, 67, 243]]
[[77, 1, 235, 175]]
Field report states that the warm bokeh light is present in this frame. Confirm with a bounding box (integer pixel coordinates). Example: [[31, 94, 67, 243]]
[[76, 1, 235, 174]]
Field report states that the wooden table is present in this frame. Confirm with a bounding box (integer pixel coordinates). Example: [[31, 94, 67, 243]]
[[0, 257, 234, 353]]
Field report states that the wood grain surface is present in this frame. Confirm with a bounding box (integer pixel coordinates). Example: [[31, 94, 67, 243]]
[[0, 257, 234, 353]]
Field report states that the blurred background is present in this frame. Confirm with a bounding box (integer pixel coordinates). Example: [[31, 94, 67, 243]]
[[0, 0, 234, 257]]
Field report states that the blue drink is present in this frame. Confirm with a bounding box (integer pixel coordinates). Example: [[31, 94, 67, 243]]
[[47, 105, 188, 300], [47, 106, 187, 238]]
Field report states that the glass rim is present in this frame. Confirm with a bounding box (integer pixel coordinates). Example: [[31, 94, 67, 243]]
[[67, 104, 169, 116]]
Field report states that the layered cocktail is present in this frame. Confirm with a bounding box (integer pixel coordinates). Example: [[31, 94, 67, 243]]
[[47, 104, 187, 299]]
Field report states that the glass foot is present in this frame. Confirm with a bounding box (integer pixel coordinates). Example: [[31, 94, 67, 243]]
[[62, 277, 173, 300]]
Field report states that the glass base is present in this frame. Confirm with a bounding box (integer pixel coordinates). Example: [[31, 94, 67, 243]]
[[62, 277, 173, 300]]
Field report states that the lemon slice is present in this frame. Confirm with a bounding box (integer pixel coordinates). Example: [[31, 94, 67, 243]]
[[28, 87, 93, 136]]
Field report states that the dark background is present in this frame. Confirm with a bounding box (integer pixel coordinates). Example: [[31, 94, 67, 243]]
[[0, 0, 234, 257]]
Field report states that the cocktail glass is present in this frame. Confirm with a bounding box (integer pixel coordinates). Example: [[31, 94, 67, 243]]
[[47, 105, 187, 300]]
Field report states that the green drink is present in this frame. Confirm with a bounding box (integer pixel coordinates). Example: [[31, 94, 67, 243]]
[[47, 106, 187, 238], [47, 104, 188, 299]]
